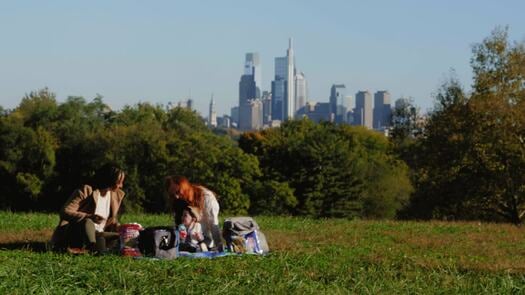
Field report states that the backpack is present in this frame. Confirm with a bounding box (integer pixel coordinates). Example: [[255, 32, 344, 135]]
[[222, 217, 269, 254], [138, 226, 179, 259]]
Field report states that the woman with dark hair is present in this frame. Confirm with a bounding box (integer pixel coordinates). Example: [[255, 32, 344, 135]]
[[51, 163, 126, 254], [165, 175, 222, 251]]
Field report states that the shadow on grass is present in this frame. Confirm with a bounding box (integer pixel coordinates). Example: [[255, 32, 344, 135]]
[[0, 241, 48, 252]]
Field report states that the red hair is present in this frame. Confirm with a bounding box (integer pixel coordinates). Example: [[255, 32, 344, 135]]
[[165, 176, 204, 210]]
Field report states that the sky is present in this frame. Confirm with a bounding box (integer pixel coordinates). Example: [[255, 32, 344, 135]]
[[1, 0, 525, 116]]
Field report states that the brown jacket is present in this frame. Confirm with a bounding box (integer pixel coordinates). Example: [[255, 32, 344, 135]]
[[51, 185, 125, 248]]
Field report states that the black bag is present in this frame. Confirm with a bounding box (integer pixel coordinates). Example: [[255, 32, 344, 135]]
[[223, 217, 269, 254], [138, 226, 179, 259]]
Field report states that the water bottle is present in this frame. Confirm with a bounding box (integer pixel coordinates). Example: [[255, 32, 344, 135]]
[[178, 224, 187, 241]]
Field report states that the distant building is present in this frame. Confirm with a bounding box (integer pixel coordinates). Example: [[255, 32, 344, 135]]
[[286, 38, 295, 120], [244, 53, 262, 98], [176, 99, 193, 110], [239, 99, 263, 131], [355, 90, 373, 128], [217, 115, 231, 128], [271, 78, 286, 121], [346, 109, 355, 125], [296, 101, 331, 122], [373, 90, 392, 129], [271, 38, 296, 121], [262, 91, 272, 125], [230, 106, 239, 126], [275, 56, 288, 80], [208, 95, 217, 128], [295, 72, 307, 115], [345, 95, 354, 124], [238, 70, 257, 130], [239, 74, 256, 107], [268, 120, 281, 128], [329, 84, 347, 123]]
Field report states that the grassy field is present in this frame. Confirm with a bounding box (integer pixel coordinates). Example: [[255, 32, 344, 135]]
[[1, 212, 525, 294]]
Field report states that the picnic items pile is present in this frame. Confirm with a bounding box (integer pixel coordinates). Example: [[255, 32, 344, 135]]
[[118, 216, 269, 259]]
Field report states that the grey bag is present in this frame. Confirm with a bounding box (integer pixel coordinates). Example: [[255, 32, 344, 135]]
[[223, 217, 269, 254], [138, 226, 179, 259]]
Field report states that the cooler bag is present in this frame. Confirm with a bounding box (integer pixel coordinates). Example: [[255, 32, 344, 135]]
[[138, 226, 179, 259]]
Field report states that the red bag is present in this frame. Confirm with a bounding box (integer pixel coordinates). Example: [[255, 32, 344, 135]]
[[119, 223, 143, 256]]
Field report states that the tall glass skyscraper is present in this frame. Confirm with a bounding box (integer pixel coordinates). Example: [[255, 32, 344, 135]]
[[271, 38, 296, 121], [271, 78, 286, 121], [274, 57, 288, 80], [330, 84, 347, 123], [244, 53, 261, 98], [239, 74, 256, 107], [286, 38, 295, 120]]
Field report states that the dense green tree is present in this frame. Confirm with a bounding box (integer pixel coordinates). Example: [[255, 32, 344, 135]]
[[240, 119, 412, 218], [14, 88, 59, 129], [465, 27, 525, 223], [390, 97, 424, 144], [0, 118, 56, 210], [38, 95, 113, 211], [402, 27, 525, 223], [389, 97, 425, 178], [247, 180, 297, 215], [399, 78, 471, 219]]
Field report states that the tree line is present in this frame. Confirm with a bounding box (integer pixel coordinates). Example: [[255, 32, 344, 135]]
[[1, 27, 523, 223], [0, 90, 411, 218]]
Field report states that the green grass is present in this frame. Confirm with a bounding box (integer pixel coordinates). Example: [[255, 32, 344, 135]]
[[1, 213, 525, 294]]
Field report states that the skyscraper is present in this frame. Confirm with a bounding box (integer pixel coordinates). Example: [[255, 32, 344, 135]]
[[238, 73, 256, 130], [286, 38, 295, 120], [295, 71, 307, 114], [271, 56, 288, 122], [262, 91, 272, 125], [274, 57, 288, 80], [329, 84, 347, 123], [355, 90, 373, 129], [244, 53, 262, 98], [271, 79, 286, 121], [271, 38, 296, 121], [208, 94, 217, 128], [239, 99, 263, 131], [239, 74, 256, 107], [373, 90, 392, 129]]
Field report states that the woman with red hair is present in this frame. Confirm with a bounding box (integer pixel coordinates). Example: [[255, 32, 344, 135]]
[[165, 176, 223, 251]]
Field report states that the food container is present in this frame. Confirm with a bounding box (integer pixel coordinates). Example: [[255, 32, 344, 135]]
[[119, 223, 143, 257]]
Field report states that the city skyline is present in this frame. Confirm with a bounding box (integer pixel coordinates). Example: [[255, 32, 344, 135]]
[[1, 1, 525, 116]]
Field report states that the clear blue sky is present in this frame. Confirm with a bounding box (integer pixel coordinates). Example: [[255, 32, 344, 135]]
[[1, 0, 524, 116]]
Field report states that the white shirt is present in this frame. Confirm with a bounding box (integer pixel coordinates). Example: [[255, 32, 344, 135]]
[[200, 188, 222, 249], [94, 190, 111, 232]]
